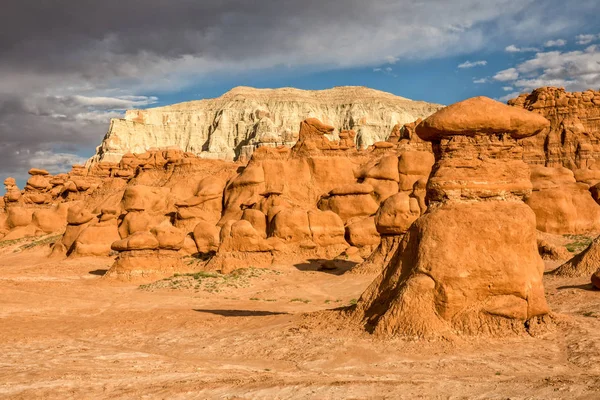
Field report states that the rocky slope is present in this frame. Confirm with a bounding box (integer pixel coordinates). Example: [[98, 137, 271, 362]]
[[89, 86, 443, 164]]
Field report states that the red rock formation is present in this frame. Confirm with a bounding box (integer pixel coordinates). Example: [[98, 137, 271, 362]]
[[350, 97, 550, 337], [509, 87, 600, 173]]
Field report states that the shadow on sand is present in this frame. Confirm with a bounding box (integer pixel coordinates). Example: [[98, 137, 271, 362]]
[[557, 283, 598, 291], [89, 269, 108, 276], [193, 309, 290, 317], [293, 259, 358, 275]]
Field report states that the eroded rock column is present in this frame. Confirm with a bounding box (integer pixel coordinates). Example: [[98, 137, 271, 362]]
[[351, 97, 552, 337]]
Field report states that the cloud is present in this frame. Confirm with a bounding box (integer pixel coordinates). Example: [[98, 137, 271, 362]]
[[493, 68, 519, 81], [576, 33, 599, 45], [544, 39, 567, 47], [491, 45, 600, 91], [0, 0, 599, 179], [473, 78, 489, 84], [502, 86, 514, 91], [458, 60, 487, 68], [505, 44, 540, 52], [373, 66, 396, 77], [385, 56, 399, 64], [497, 92, 522, 102], [27, 151, 88, 174], [70, 95, 158, 109]]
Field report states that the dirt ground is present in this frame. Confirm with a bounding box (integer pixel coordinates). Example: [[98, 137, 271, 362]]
[[1, 241, 600, 399]]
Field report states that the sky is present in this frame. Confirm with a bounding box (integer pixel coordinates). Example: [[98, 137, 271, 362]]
[[1, 0, 599, 187]]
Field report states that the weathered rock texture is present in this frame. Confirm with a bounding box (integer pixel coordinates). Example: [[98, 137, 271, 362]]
[[204, 116, 433, 273], [509, 87, 600, 174], [553, 235, 600, 278], [507, 87, 600, 234], [526, 166, 600, 234], [89, 86, 443, 164], [350, 97, 550, 338]]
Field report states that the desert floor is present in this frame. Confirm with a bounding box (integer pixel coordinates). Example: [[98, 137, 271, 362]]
[[1, 240, 600, 399]]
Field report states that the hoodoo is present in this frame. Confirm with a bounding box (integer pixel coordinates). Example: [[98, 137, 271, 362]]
[[350, 96, 551, 337]]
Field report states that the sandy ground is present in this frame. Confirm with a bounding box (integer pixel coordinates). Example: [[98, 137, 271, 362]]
[[1, 243, 600, 399]]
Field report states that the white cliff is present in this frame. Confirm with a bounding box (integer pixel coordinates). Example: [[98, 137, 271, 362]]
[[89, 86, 444, 164]]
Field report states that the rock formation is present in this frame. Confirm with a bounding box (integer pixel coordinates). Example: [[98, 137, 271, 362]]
[[509, 87, 600, 174], [553, 235, 600, 278], [200, 116, 434, 273], [5, 85, 600, 286], [89, 86, 443, 164], [525, 166, 600, 234], [350, 97, 550, 337]]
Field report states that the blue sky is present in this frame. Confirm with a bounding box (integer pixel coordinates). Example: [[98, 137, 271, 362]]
[[0, 0, 599, 188], [151, 37, 600, 108]]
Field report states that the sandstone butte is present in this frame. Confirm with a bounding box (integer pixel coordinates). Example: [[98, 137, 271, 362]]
[[2, 85, 600, 335]]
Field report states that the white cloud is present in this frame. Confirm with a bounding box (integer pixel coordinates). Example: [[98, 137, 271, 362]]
[[473, 78, 488, 84], [497, 91, 522, 102], [505, 44, 540, 53], [544, 39, 566, 47], [2, 0, 600, 180], [70, 95, 158, 109], [492, 45, 600, 91], [493, 68, 519, 81], [502, 86, 514, 91], [576, 33, 599, 45], [27, 151, 88, 174], [458, 60, 487, 68], [373, 66, 396, 77]]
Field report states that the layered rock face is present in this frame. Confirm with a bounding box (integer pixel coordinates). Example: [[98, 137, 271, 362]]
[[203, 118, 433, 272], [507, 87, 600, 234], [351, 97, 550, 337], [89, 86, 443, 164], [510, 87, 600, 173], [0, 148, 237, 245]]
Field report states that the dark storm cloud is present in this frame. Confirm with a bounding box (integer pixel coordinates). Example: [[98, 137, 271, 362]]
[[0, 0, 598, 182]]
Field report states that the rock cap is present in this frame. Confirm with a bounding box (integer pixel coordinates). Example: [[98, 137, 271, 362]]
[[416, 96, 550, 141]]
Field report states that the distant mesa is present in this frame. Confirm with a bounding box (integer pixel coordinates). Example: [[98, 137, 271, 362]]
[[89, 86, 444, 165]]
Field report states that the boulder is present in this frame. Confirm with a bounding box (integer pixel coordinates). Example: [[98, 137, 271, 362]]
[[151, 223, 186, 250], [269, 209, 311, 243], [307, 210, 346, 247], [241, 209, 268, 238], [318, 193, 380, 222], [111, 231, 159, 251], [374, 192, 421, 235], [6, 207, 33, 229], [220, 220, 272, 252], [192, 221, 220, 253], [26, 175, 51, 190], [67, 206, 95, 225], [28, 168, 50, 176], [32, 208, 68, 233], [345, 217, 381, 247], [72, 220, 121, 257]]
